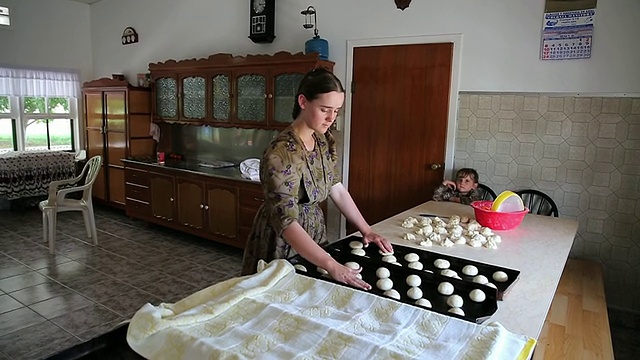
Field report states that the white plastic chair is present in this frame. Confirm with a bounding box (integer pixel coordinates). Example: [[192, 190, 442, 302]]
[[39, 155, 102, 254]]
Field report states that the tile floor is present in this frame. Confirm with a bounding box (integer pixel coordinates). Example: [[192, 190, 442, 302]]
[[0, 204, 638, 359], [0, 204, 243, 359]]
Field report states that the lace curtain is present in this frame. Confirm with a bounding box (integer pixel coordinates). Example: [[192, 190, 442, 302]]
[[0, 67, 80, 98]]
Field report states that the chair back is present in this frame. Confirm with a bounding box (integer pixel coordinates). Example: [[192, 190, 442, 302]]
[[81, 155, 102, 201], [515, 189, 559, 217], [477, 183, 497, 201]]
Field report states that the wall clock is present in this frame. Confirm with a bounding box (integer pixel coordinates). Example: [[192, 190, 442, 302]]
[[249, 0, 275, 43]]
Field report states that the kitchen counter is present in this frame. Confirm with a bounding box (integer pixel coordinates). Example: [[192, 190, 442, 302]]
[[121, 158, 260, 184], [369, 200, 578, 339]]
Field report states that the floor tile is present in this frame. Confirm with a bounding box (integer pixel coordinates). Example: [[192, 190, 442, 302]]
[[29, 293, 94, 319], [75, 317, 126, 342], [0, 272, 50, 293], [51, 303, 121, 336], [0, 307, 47, 337], [102, 289, 160, 318], [76, 278, 138, 303], [0, 263, 32, 280], [0, 294, 23, 314], [9, 282, 76, 306], [21, 336, 82, 360], [0, 321, 74, 359], [141, 277, 199, 300]]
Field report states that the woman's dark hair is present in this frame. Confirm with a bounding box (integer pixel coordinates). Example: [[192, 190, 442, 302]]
[[292, 67, 345, 119]]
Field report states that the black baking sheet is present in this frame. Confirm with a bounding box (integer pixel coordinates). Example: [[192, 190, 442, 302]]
[[289, 238, 501, 323]]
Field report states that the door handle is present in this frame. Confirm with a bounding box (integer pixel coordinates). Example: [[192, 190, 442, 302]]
[[430, 163, 442, 170]]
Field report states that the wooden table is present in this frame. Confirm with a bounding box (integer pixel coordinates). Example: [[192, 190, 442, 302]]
[[368, 200, 579, 339]]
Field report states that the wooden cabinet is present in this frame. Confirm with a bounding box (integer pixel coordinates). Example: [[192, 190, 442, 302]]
[[83, 78, 155, 208], [123, 161, 251, 249], [149, 52, 334, 129]]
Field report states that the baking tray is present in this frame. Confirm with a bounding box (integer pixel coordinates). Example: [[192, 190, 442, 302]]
[[326, 235, 520, 300], [289, 243, 499, 324]]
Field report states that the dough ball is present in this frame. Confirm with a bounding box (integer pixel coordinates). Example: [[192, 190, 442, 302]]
[[294, 264, 307, 272], [438, 282, 454, 295], [391, 262, 402, 267], [448, 307, 465, 316], [469, 289, 486, 302], [493, 271, 509, 282], [382, 255, 397, 263], [406, 274, 422, 287], [473, 275, 489, 284], [355, 273, 362, 279], [349, 240, 364, 249], [415, 298, 432, 308], [379, 249, 394, 256], [384, 289, 401, 299], [462, 265, 479, 276], [376, 278, 394, 291], [345, 262, 360, 270], [486, 282, 497, 289], [407, 287, 423, 300], [407, 261, 424, 270], [376, 267, 391, 279], [447, 294, 464, 308], [404, 253, 420, 263], [317, 267, 329, 275], [351, 248, 366, 256], [440, 269, 458, 278], [434, 259, 450, 269]]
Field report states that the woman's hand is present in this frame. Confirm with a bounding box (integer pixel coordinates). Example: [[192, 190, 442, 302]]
[[327, 262, 371, 290], [362, 231, 393, 254]]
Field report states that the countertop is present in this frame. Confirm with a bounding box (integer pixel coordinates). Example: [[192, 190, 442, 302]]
[[368, 201, 578, 339], [121, 158, 260, 184]]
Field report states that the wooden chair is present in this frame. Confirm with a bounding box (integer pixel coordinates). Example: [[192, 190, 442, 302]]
[[39, 155, 102, 254], [515, 189, 559, 217], [476, 183, 497, 201]]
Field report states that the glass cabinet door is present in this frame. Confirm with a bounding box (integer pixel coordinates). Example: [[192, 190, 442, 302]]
[[211, 73, 230, 122], [274, 73, 305, 124], [155, 77, 178, 119], [181, 75, 206, 119], [237, 74, 266, 122]]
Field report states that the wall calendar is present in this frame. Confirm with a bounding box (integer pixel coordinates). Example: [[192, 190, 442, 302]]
[[541, 0, 597, 61]]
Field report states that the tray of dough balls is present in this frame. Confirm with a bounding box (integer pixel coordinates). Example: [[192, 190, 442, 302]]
[[332, 235, 521, 300], [288, 240, 499, 324]]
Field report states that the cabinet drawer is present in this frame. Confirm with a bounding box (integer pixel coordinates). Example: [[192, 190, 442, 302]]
[[126, 198, 150, 218], [240, 186, 265, 208], [125, 184, 150, 202], [125, 169, 150, 186], [240, 207, 259, 228]]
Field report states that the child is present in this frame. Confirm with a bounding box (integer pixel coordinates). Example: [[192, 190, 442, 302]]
[[433, 168, 480, 205]]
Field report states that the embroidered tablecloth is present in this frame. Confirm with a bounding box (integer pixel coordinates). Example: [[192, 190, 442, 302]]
[[0, 150, 76, 200], [127, 260, 535, 360]]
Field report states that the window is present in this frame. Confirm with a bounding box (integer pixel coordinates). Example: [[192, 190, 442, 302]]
[[0, 67, 80, 153], [0, 6, 10, 28]]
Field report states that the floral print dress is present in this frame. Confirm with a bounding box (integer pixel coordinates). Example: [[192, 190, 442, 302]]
[[241, 127, 340, 275]]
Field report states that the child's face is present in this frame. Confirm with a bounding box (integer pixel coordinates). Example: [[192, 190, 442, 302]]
[[456, 175, 478, 194]]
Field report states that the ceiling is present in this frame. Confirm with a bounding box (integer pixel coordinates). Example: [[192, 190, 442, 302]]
[[67, 0, 103, 4]]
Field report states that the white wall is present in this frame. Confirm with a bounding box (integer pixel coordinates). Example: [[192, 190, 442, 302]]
[[88, 0, 640, 93], [0, 0, 92, 84]]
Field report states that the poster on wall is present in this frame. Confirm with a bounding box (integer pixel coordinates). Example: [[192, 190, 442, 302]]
[[541, 0, 597, 60]]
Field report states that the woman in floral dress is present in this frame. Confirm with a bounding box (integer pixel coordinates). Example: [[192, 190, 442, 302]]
[[241, 68, 392, 290]]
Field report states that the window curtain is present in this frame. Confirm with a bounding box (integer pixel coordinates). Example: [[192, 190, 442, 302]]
[[0, 67, 80, 98]]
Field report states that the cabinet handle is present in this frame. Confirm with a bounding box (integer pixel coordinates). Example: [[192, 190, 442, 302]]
[[204, 205, 209, 210], [268, 94, 273, 99], [170, 197, 174, 202], [200, 204, 204, 209]]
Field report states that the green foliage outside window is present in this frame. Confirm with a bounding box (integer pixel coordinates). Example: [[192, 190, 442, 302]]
[[0, 96, 8, 112]]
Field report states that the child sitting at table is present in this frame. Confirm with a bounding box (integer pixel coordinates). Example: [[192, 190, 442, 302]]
[[433, 168, 481, 205]]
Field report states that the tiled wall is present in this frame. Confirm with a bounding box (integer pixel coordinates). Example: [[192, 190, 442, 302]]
[[455, 93, 640, 313]]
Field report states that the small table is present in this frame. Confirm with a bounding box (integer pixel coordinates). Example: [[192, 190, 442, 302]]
[[0, 150, 76, 200], [369, 200, 579, 339]]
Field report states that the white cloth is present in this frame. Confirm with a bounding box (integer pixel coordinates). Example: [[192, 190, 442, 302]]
[[149, 123, 161, 142], [126, 260, 536, 360], [0, 67, 79, 97], [240, 158, 260, 181]]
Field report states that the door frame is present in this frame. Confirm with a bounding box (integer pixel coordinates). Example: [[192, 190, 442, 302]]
[[341, 34, 463, 236]]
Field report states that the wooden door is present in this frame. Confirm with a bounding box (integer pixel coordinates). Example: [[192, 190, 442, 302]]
[[348, 43, 453, 231], [177, 179, 204, 230], [206, 184, 239, 239], [150, 174, 175, 222], [84, 92, 106, 201], [105, 91, 127, 206]]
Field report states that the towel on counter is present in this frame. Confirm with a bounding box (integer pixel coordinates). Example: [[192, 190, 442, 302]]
[[149, 123, 161, 142], [240, 158, 260, 181], [126, 260, 536, 360]]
